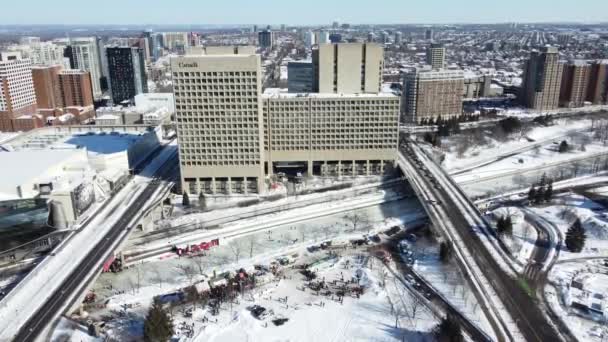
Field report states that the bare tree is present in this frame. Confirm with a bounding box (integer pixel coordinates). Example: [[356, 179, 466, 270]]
[[300, 228, 307, 243], [153, 269, 164, 289], [344, 213, 371, 233], [176, 264, 196, 285], [247, 236, 257, 258], [228, 240, 243, 263], [376, 267, 388, 289], [192, 254, 207, 276]]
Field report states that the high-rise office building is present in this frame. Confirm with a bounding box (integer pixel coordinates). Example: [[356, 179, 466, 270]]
[[287, 61, 314, 93], [425, 29, 434, 40], [426, 43, 446, 70], [58, 70, 94, 107], [587, 60, 608, 105], [520, 46, 563, 111], [32, 65, 63, 109], [0, 52, 38, 131], [560, 60, 591, 108], [171, 49, 265, 194], [258, 30, 274, 49], [394, 32, 403, 45], [402, 68, 464, 123], [172, 47, 400, 195], [55, 37, 103, 99], [312, 43, 383, 94], [329, 33, 343, 43], [106, 47, 148, 104]]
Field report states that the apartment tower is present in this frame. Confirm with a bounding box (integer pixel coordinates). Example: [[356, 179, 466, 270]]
[[560, 60, 591, 108], [58, 70, 94, 107], [106, 47, 148, 104], [426, 43, 446, 70], [403, 68, 464, 123], [520, 46, 563, 111], [0, 52, 38, 131]]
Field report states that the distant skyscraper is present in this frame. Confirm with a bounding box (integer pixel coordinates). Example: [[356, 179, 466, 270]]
[[380, 31, 390, 44], [288, 61, 314, 93], [560, 60, 591, 108], [317, 31, 330, 44], [425, 29, 434, 40], [403, 68, 464, 123], [258, 30, 274, 49], [426, 43, 446, 70], [332, 21, 340, 29], [520, 46, 563, 111], [0, 52, 38, 131], [304, 31, 315, 48], [367, 32, 375, 43], [106, 47, 148, 104], [328, 33, 342, 44], [162, 32, 188, 52], [55, 37, 103, 99], [394, 32, 403, 45], [312, 43, 383, 94]]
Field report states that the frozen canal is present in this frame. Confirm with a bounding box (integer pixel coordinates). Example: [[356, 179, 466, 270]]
[[90, 197, 426, 310]]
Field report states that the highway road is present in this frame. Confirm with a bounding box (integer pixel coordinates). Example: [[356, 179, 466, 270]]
[[13, 152, 178, 341], [401, 141, 563, 342]]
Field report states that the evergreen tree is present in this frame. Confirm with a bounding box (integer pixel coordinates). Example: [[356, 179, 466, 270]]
[[496, 216, 505, 234], [504, 215, 513, 236], [528, 185, 537, 202], [565, 218, 587, 253], [559, 140, 569, 153], [544, 182, 553, 202], [539, 173, 547, 187], [535, 186, 546, 204], [434, 314, 464, 342], [182, 192, 190, 207], [144, 298, 174, 342]]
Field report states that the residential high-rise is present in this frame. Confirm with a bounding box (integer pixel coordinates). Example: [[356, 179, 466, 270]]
[[587, 60, 608, 105], [55, 38, 103, 99], [312, 43, 383, 94], [367, 32, 375, 43], [304, 31, 315, 48], [317, 31, 330, 45], [29, 42, 69, 68], [32, 65, 63, 109], [58, 70, 94, 107], [106, 47, 148, 104], [0, 52, 38, 131], [520, 46, 563, 111], [287, 61, 314, 93], [161, 32, 188, 52], [560, 60, 591, 108], [258, 30, 274, 49], [426, 43, 446, 70], [402, 68, 464, 123], [171, 49, 265, 194]]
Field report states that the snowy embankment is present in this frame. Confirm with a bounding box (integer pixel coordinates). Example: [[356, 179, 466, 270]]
[[125, 188, 412, 259], [0, 143, 176, 340], [444, 118, 594, 173]]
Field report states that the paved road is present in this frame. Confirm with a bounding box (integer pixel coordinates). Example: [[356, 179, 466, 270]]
[[401, 141, 563, 342], [14, 154, 178, 341]]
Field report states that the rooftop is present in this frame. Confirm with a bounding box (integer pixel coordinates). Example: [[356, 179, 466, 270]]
[[262, 88, 399, 99]]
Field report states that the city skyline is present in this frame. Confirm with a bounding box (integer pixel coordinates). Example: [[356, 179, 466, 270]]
[[2, 0, 608, 25]]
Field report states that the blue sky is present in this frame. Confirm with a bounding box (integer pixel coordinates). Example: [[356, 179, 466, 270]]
[[4, 0, 607, 25]]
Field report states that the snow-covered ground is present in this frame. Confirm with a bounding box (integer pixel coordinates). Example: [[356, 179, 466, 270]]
[[76, 219, 440, 341], [485, 207, 536, 266], [443, 117, 595, 172]]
